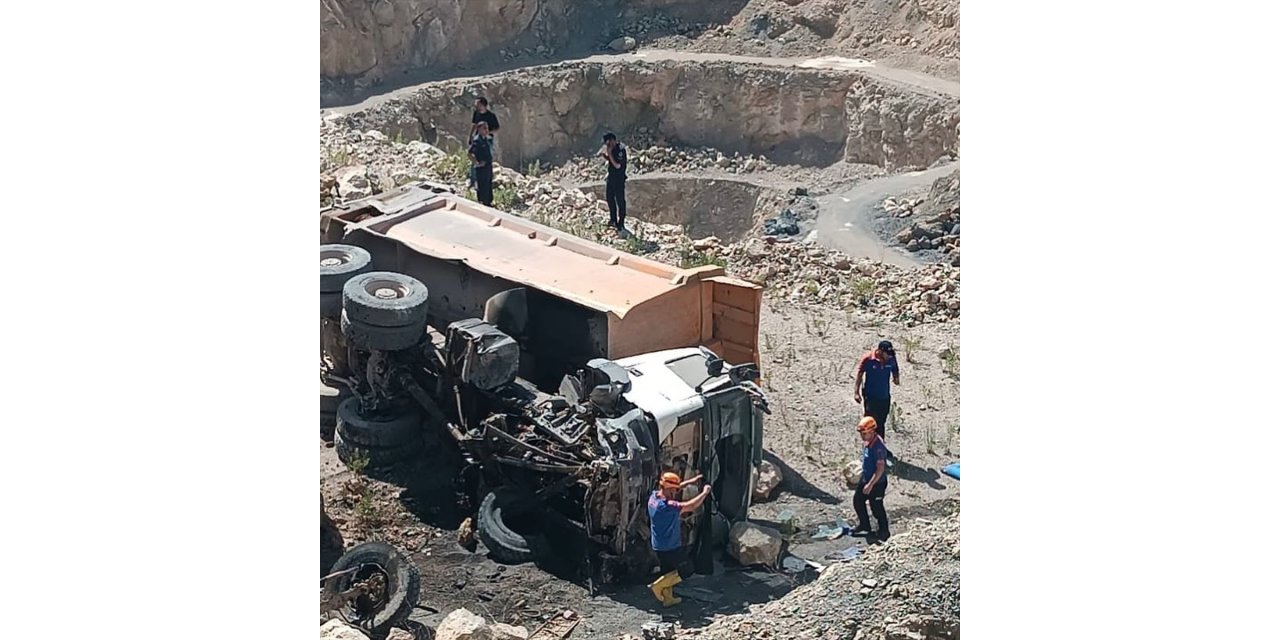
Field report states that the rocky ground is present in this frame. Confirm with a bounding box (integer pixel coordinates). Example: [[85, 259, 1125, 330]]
[[677, 513, 960, 640], [612, 0, 960, 81], [320, 1, 961, 637]]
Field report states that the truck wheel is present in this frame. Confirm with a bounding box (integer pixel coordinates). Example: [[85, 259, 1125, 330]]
[[342, 272, 429, 328], [321, 382, 352, 440], [320, 244, 373, 293], [322, 541, 420, 635], [476, 488, 548, 565], [335, 397, 421, 448], [341, 310, 424, 351], [335, 429, 423, 469]]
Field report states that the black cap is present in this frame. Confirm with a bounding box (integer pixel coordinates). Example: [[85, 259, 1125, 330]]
[[878, 340, 895, 355], [602, 132, 617, 142]]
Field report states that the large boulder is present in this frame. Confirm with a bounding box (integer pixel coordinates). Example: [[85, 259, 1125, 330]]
[[320, 619, 370, 640], [491, 623, 530, 640], [728, 522, 783, 567], [436, 608, 489, 640], [841, 458, 863, 489], [752, 460, 783, 502], [335, 165, 373, 200], [609, 36, 637, 52]]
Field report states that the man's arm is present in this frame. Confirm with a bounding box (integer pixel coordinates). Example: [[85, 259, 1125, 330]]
[[678, 485, 712, 514], [489, 113, 500, 132], [468, 147, 484, 167], [854, 355, 867, 402], [891, 358, 900, 386], [679, 474, 704, 488]]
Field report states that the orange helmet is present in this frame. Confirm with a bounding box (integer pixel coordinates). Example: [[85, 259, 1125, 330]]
[[857, 417, 878, 434], [660, 472, 682, 489]]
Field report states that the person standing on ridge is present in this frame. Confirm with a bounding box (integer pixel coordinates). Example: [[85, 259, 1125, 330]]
[[469, 120, 494, 206], [469, 97, 500, 189], [647, 471, 710, 607], [854, 340, 900, 465], [599, 132, 628, 230]]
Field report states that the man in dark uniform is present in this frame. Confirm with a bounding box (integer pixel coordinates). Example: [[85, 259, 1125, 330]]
[[469, 121, 494, 206], [469, 97, 500, 189], [599, 132, 628, 230], [647, 471, 710, 606], [850, 417, 890, 541], [854, 340, 900, 465]]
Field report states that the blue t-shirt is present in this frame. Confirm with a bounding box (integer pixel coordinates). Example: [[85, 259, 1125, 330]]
[[648, 490, 682, 551], [862, 437, 888, 484], [858, 351, 899, 400]]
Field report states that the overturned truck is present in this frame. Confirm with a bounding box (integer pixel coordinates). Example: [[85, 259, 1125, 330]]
[[320, 182, 768, 583]]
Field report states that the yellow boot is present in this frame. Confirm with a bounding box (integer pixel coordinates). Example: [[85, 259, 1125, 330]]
[[650, 571, 683, 606], [662, 572, 683, 607]]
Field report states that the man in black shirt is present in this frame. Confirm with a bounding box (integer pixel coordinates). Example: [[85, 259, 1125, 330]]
[[470, 98, 500, 188], [600, 132, 628, 230], [469, 121, 495, 206]]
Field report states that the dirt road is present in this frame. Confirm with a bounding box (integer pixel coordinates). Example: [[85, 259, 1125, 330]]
[[326, 49, 958, 115], [810, 162, 960, 267]]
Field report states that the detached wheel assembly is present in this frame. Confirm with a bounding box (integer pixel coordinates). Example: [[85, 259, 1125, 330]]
[[322, 541, 420, 635], [320, 245, 373, 292], [334, 429, 423, 468], [321, 244, 372, 319], [341, 310, 425, 352], [476, 487, 549, 565], [336, 397, 422, 448], [343, 271, 430, 328]]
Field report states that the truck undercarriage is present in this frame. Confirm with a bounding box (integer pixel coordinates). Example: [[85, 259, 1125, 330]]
[[320, 184, 769, 586]]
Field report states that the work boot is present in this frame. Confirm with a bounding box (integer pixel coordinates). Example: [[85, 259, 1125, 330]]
[[847, 524, 873, 537], [650, 571, 679, 605], [664, 573, 683, 606]]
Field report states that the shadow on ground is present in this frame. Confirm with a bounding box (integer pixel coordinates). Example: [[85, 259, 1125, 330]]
[[889, 457, 948, 490], [765, 450, 843, 505]]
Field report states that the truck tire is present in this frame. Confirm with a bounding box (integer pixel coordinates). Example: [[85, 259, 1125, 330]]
[[335, 397, 421, 448], [335, 429, 423, 469], [320, 244, 373, 293], [322, 541, 420, 635], [476, 488, 548, 565], [341, 310, 424, 352], [342, 272, 430, 328], [321, 382, 352, 440]]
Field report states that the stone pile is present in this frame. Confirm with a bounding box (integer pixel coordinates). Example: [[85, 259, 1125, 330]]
[[889, 170, 960, 266], [320, 114, 959, 326], [678, 513, 960, 640], [546, 143, 775, 183]]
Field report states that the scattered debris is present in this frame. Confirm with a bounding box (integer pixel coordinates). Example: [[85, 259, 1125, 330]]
[[762, 208, 801, 236], [528, 609, 580, 640], [811, 518, 850, 541], [642, 621, 677, 640], [728, 521, 784, 567], [942, 462, 960, 480], [781, 555, 808, 573]]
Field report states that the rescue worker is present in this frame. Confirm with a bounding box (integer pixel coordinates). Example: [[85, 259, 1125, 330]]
[[647, 471, 710, 607], [469, 120, 494, 206], [599, 132, 628, 230], [850, 416, 890, 542], [854, 339, 900, 466]]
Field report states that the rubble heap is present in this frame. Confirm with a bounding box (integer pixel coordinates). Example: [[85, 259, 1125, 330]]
[[545, 142, 776, 183], [320, 115, 959, 326], [679, 513, 960, 640], [887, 170, 960, 266]]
